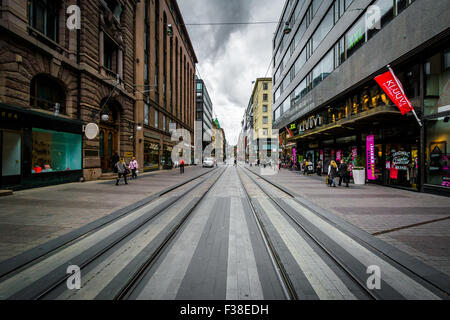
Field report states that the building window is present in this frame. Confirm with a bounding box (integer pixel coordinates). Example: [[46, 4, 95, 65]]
[[30, 74, 65, 113], [424, 48, 450, 116], [104, 34, 118, 71], [425, 117, 450, 187], [163, 114, 166, 131], [263, 116, 268, 124], [144, 103, 149, 125], [31, 128, 82, 174], [29, 0, 59, 42], [155, 109, 159, 128], [263, 128, 268, 136], [263, 105, 268, 112], [263, 82, 268, 90], [263, 94, 268, 102]]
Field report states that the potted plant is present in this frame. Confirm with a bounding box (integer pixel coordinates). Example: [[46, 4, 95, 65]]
[[352, 155, 365, 185]]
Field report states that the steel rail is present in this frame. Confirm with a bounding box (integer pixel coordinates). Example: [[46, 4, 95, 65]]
[[240, 165, 378, 300], [235, 167, 297, 300], [0, 167, 218, 281], [34, 167, 226, 300], [115, 167, 228, 300], [244, 165, 450, 298]]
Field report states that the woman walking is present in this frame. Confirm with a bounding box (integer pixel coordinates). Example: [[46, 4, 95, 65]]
[[327, 160, 338, 187], [115, 158, 129, 185], [129, 157, 139, 179]]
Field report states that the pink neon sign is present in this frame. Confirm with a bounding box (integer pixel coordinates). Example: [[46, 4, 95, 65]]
[[366, 135, 375, 180]]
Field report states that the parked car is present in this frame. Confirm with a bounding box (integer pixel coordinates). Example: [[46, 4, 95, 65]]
[[203, 157, 214, 168]]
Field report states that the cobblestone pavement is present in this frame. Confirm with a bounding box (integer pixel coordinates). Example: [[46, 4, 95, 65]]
[[0, 166, 212, 263], [251, 166, 450, 276]]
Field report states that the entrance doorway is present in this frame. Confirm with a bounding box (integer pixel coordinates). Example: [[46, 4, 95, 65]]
[[99, 126, 117, 172], [1, 130, 22, 186]]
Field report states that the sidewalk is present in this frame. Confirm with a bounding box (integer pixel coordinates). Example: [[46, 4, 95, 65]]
[[255, 166, 450, 276], [0, 166, 209, 263]]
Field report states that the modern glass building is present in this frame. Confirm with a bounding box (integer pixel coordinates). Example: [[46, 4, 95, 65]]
[[195, 78, 214, 160], [272, 0, 450, 195]]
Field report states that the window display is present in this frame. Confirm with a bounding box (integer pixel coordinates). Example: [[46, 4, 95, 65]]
[[144, 141, 160, 170], [31, 128, 81, 174], [426, 117, 450, 187]]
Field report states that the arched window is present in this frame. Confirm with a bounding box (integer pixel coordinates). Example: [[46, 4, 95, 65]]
[[30, 74, 65, 114]]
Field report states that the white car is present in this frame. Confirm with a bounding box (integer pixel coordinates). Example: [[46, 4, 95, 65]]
[[203, 157, 214, 168]]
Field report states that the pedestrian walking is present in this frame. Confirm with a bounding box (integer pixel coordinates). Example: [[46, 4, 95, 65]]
[[115, 157, 129, 185], [317, 160, 323, 176], [327, 160, 338, 187], [111, 152, 119, 173], [338, 159, 350, 187], [179, 158, 185, 174], [234, 158, 237, 166], [129, 156, 139, 179]]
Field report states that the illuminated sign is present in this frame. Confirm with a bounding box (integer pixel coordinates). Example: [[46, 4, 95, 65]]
[[299, 115, 322, 132], [366, 135, 375, 180]]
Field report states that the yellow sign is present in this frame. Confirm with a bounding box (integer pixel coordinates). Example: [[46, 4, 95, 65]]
[[124, 152, 133, 157]]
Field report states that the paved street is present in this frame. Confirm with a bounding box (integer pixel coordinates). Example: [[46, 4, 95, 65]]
[[248, 166, 450, 276], [0, 164, 448, 300], [0, 166, 214, 263]]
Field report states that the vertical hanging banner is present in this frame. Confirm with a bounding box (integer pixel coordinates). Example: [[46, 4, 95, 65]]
[[374, 65, 422, 126], [366, 135, 376, 180]]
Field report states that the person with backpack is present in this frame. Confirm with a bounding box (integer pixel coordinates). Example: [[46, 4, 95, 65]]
[[115, 157, 129, 185], [179, 158, 185, 174]]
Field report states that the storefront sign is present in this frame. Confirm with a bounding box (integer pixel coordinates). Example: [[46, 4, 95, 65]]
[[366, 135, 375, 180], [124, 152, 133, 157], [299, 115, 323, 132], [336, 150, 342, 161]]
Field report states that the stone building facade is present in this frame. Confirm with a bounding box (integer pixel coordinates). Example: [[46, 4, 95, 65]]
[[135, 0, 197, 172]]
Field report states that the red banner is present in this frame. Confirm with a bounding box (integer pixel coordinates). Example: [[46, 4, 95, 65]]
[[374, 70, 413, 115]]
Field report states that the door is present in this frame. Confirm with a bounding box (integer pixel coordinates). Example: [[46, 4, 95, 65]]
[[1, 130, 22, 186], [99, 126, 117, 172]]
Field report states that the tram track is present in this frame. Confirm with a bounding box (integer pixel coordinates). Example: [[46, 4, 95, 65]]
[[0, 167, 217, 281], [0, 167, 225, 300], [238, 165, 448, 300]]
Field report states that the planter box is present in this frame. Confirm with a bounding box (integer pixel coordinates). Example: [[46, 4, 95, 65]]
[[352, 169, 366, 185]]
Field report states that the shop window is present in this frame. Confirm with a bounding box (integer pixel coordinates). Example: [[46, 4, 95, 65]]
[[31, 128, 81, 173], [424, 48, 450, 116], [30, 75, 65, 113], [144, 141, 160, 170], [29, 0, 59, 42], [426, 117, 450, 187]]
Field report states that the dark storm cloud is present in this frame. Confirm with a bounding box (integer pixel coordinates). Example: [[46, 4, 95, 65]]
[[178, 0, 253, 60]]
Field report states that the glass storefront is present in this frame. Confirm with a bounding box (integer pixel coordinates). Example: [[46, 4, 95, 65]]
[[144, 141, 159, 171], [385, 143, 419, 189], [31, 128, 82, 173], [426, 117, 450, 188], [161, 145, 173, 169]]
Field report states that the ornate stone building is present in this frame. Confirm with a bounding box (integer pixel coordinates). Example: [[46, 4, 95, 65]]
[[0, 0, 197, 189]]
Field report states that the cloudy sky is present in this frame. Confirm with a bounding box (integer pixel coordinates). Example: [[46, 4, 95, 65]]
[[178, 0, 285, 145]]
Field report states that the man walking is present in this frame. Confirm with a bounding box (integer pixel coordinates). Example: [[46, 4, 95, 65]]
[[338, 159, 350, 187], [179, 158, 185, 174]]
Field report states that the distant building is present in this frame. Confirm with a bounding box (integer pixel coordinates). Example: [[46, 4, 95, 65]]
[[251, 78, 273, 162], [195, 78, 214, 161]]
